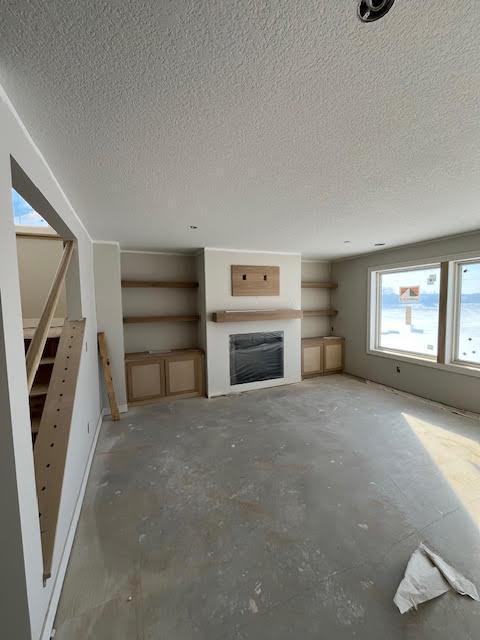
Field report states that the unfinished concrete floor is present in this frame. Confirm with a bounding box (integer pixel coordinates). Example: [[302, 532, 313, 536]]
[[54, 375, 480, 639]]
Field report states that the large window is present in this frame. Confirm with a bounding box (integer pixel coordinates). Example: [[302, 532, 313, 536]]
[[377, 265, 440, 358], [455, 260, 480, 365], [369, 255, 480, 374]]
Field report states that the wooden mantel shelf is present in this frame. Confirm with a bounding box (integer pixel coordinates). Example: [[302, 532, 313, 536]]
[[212, 309, 303, 323]]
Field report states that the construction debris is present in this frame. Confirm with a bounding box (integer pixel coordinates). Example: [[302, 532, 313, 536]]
[[394, 543, 479, 614]]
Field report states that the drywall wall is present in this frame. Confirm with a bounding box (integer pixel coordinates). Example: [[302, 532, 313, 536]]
[[93, 243, 127, 412], [204, 249, 301, 397], [16, 234, 66, 318], [120, 251, 199, 353], [332, 232, 480, 413], [0, 86, 101, 640], [301, 260, 332, 338]]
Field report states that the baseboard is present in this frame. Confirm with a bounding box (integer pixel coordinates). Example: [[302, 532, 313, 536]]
[[208, 379, 300, 398], [102, 403, 128, 417], [40, 410, 104, 640], [364, 379, 480, 422]]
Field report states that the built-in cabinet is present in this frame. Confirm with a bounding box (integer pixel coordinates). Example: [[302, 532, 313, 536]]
[[121, 252, 206, 406], [301, 336, 344, 378], [125, 349, 204, 404], [300, 261, 344, 378]]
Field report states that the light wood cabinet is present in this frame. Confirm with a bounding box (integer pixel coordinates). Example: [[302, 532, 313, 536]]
[[301, 337, 344, 378], [126, 349, 204, 404], [323, 338, 344, 373], [164, 351, 204, 397], [302, 340, 324, 377]]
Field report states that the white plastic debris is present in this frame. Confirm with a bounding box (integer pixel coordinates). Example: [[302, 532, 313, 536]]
[[394, 543, 479, 614]]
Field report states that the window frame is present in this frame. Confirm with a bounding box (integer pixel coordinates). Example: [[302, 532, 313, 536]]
[[452, 258, 480, 367], [373, 262, 441, 360], [367, 251, 480, 378]]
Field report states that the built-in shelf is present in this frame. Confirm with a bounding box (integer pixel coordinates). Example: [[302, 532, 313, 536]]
[[123, 314, 200, 324], [301, 281, 337, 289], [303, 309, 338, 317], [212, 309, 303, 323], [122, 280, 198, 288]]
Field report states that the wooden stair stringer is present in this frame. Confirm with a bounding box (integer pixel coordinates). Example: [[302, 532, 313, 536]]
[[33, 318, 86, 580]]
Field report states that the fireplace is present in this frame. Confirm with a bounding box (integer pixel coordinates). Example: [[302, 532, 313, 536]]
[[230, 331, 284, 385]]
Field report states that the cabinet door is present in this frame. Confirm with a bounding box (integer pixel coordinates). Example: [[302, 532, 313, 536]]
[[165, 353, 203, 397], [127, 360, 165, 402], [302, 341, 324, 377], [323, 341, 344, 373]]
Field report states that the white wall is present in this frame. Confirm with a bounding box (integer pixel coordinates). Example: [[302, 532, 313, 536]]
[[301, 260, 332, 338], [93, 243, 127, 412], [16, 235, 67, 318], [204, 249, 302, 397], [0, 87, 101, 640], [332, 232, 480, 413], [120, 251, 199, 353]]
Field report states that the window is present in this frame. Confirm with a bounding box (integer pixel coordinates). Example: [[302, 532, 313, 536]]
[[12, 188, 48, 226], [455, 260, 480, 365], [369, 255, 480, 375], [376, 265, 440, 358]]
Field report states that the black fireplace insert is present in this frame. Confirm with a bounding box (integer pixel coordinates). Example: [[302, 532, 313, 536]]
[[230, 331, 284, 385]]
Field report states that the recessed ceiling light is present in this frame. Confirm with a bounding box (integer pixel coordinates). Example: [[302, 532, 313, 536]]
[[374, 242, 386, 247], [189, 225, 198, 230]]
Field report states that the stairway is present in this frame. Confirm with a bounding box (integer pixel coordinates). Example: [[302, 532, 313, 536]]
[[23, 318, 63, 442]]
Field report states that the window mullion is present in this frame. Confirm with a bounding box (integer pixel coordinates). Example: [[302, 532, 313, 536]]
[[436, 261, 449, 364]]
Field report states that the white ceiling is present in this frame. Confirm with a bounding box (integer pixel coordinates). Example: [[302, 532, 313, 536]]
[[1, 1, 480, 258]]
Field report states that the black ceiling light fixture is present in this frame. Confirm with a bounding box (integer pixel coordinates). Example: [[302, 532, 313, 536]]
[[358, 0, 396, 23]]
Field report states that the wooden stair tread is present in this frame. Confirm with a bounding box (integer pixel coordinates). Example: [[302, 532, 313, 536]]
[[30, 383, 49, 397], [31, 415, 41, 434], [23, 317, 64, 340]]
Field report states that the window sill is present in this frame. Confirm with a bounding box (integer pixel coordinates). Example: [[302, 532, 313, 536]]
[[367, 348, 480, 379]]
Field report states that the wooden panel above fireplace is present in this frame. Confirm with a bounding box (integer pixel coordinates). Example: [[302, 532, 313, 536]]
[[231, 265, 280, 296]]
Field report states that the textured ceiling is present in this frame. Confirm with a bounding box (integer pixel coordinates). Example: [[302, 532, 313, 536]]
[[1, 1, 480, 258]]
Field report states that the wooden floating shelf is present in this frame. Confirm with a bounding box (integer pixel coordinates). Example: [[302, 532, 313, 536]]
[[122, 280, 198, 288], [124, 315, 200, 324], [303, 309, 338, 317], [212, 309, 303, 323], [301, 281, 337, 289]]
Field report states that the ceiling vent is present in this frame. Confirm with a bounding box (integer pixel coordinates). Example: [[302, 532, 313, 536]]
[[358, 0, 395, 23]]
